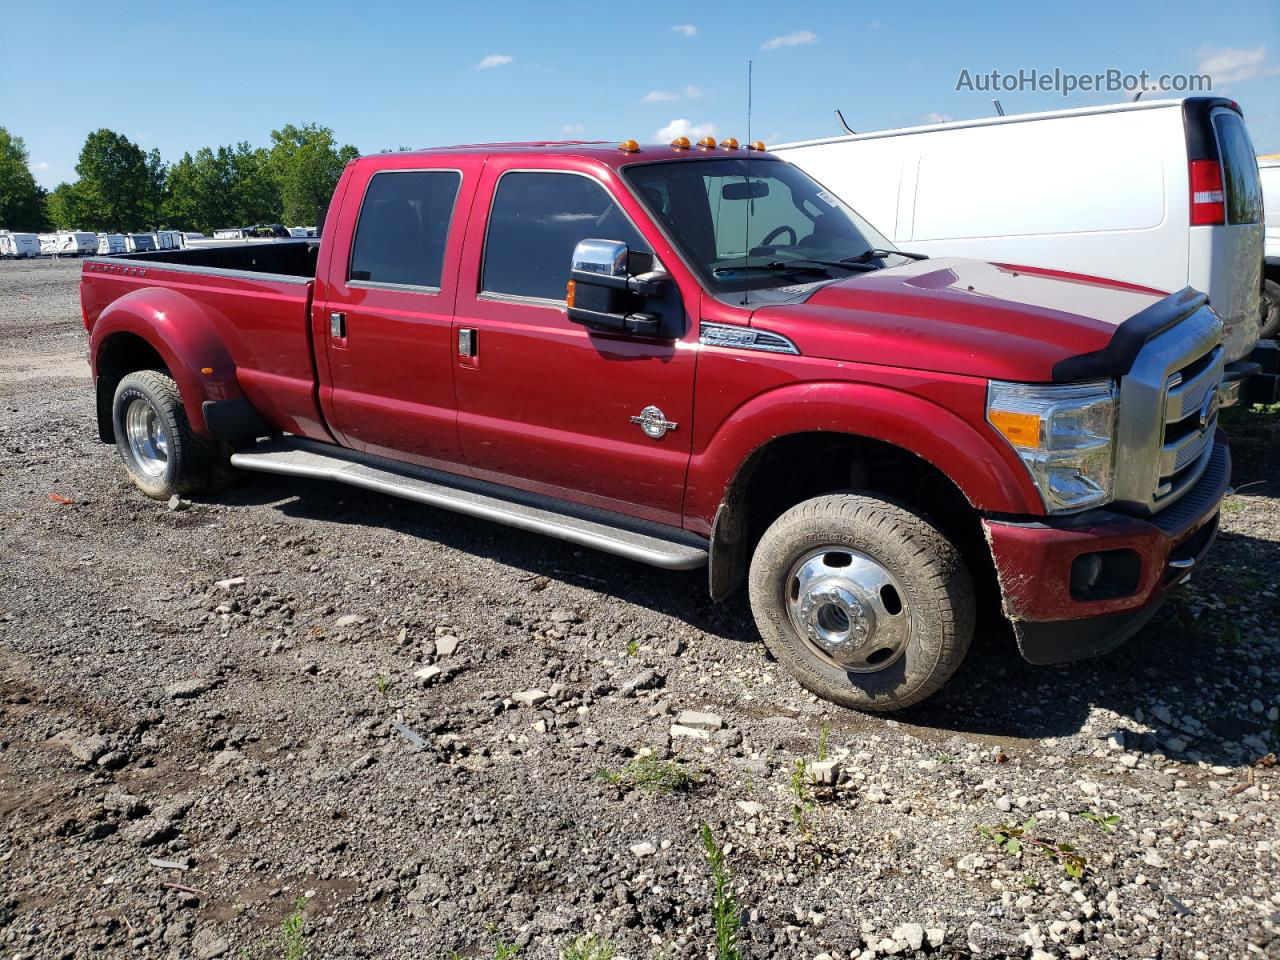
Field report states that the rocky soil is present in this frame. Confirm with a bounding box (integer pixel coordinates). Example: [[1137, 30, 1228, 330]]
[[1, 257, 1277, 960]]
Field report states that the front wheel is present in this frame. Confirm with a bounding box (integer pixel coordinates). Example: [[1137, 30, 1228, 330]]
[[748, 493, 975, 712], [112, 370, 219, 499]]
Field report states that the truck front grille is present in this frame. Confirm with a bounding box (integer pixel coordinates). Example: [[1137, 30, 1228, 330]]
[[1156, 346, 1222, 501]]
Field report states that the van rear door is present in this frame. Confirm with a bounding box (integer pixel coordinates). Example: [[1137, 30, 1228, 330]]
[[1186, 101, 1263, 366]]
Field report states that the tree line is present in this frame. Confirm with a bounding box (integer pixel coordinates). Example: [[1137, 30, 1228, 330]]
[[0, 124, 359, 234]]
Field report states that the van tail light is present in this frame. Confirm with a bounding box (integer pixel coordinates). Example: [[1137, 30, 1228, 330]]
[[1189, 159, 1225, 225]]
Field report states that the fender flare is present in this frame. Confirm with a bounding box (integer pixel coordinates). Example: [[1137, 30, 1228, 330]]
[[91, 287, 243, 436]]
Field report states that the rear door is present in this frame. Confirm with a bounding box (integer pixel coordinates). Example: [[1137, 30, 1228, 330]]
[[314, 156, 481, 468], [450, 160, 697, 527]]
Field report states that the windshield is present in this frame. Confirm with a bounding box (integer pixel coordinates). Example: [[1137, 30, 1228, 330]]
[[623, 157, 901, 303]]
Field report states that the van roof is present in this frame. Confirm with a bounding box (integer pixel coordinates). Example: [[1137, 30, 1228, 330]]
[[773, 96, 1237, 151]]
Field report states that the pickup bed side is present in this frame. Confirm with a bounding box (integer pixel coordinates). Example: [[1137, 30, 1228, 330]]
[[82, 242, 328, 444]]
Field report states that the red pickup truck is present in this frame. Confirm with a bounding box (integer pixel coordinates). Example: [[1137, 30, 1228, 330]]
[[80, 138, 1230, 711]]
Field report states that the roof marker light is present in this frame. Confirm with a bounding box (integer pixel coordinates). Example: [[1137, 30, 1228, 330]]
[[749, 140, 767, 152], [719, 138, 740, 149], [619, 139, 640, 153], [670, 136, 691, 150], [697, 136, 717, 149]]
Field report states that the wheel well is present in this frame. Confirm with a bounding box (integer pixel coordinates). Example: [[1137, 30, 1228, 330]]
[[95, 333, 167, 443], [709, 432, 991, 601]]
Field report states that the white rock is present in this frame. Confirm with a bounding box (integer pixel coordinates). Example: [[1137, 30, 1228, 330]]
[[435, 635, 460, 656], [512, 689, 549, 707], [892, 923, 925, 951], [926, 928, 946, 949], [1076, 780, 1100, 797], [333, 614, 366, 628], [806, 760, 842, 786], [1249, 698, 1264, 714], [675, 710, 724, 731], [413, 665, 442, 683], [736, 800, 764, 817], [215, 577, 245, 590], [669, 724, 710, 740], [630, 841, 656, 857], [995, 796, 1013, 812]]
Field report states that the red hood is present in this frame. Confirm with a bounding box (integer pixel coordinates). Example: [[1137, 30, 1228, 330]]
[[750, 258, 1168, 382]]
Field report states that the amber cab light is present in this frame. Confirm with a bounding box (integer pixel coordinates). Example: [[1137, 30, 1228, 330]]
[[619, 139, 640, 153], [719, 138, 740, 150], [670, 136, 691, 150], [749, 140, 767, 151], [697, 136, 717, 149], [1188, 159, 1225, 226]]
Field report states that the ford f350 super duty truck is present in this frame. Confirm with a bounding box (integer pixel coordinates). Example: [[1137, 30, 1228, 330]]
[[80, 138, 1231, 711]]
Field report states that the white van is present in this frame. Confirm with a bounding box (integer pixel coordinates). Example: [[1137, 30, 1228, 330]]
[[97, 233, 128, 256], [775, 96, 1265, 395], [1261, 153, 1279, 337]]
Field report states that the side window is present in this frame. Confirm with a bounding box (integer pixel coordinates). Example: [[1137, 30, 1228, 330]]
[[482, 172, 650, 302], [349, 170, 462, 289]]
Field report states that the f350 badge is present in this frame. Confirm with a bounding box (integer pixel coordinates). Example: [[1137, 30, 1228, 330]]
[[630, 405, 678, 440]]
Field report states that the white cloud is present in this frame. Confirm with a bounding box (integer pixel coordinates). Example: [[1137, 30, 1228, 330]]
[[561, 123, 585, 134], [655, 118, 719, 142], [477, 54, 513, 69], [671, 24, 696, 37], [1197, 45, 1280, 86], [922, 112, 952, 124], [32, 161, 49, 171], [643, 85, 701, 103], [761, 30, 817, 51]]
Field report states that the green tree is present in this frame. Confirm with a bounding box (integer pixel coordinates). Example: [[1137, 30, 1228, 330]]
[[46, 182, 86, 230], [268, 122, 358, 225], [163, 142, 281, 233], [0, 127, 49, 231], [73, 128, 155, 231]]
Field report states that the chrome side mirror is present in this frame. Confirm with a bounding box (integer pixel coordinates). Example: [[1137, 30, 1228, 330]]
[[571, 238, 629, 278]]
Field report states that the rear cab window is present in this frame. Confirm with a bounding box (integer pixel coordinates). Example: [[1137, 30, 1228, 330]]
[[1212, 112, 1263, 225], [349, 170, 462, 290], [481, 172, 650, 303]]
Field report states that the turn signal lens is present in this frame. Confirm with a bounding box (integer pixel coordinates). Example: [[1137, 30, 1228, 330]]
[[566, 279, 576, 307], [749, 140, 767, 151], [200, 367, 214, 375], [988, 410, 1041, 449], [619, 139, 640, 153], [670, 136, 691, 149], [719, 138, 740, 149], [697, 136, 717, 149]]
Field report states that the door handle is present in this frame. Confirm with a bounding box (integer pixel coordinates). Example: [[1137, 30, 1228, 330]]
[[458, 328, 478, 357], [329, 312, 346, 338]]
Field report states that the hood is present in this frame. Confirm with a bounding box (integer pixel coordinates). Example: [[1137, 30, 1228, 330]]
[[750, 258, 1168, 382]]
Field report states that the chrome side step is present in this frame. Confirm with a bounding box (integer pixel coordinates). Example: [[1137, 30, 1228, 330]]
[[229, 437, 709, 571]]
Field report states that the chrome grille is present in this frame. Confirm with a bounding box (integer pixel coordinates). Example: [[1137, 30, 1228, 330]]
[[1112, 304, 1224, 515]]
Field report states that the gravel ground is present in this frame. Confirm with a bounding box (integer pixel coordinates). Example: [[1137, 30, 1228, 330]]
[[1, 256, 1277, 960]]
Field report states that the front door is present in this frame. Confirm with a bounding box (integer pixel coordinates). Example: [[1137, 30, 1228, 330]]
[[314, 157, 480, 469], [451, 162, 697, 527]]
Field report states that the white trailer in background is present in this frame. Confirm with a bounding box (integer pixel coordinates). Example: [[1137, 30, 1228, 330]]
[[153, 230, 184, 250], [126, 234, 156, 253], [97, 234, 128, 255], [35, 231, 98, 257], [213, 228, 247, 240], [71, 232, 99, 256], [1, 232, 42, 258]]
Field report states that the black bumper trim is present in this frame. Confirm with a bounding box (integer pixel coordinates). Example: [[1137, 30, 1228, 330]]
[[202, 398, 271, 446], [1014, 599, 1166, 665]]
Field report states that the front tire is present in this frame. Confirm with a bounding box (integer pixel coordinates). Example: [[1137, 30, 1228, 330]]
[[112, 370, 217, 499], [748, 493, 975, 712]]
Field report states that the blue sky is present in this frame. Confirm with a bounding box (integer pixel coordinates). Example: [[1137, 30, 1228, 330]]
[[3, 0, 1278, 190]]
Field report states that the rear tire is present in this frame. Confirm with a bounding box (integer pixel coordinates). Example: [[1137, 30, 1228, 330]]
[[1260, 278, 1280, 341], [112, 370, 217, 499], [748, 493, 975, 712]]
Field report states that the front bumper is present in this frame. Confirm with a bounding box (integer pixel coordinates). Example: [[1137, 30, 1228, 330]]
[[983, 436, 1230, 665]]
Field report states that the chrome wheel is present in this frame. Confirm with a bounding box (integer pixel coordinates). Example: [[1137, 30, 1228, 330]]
[[124, 397, 169, 477], [785, 547, 911, 672]]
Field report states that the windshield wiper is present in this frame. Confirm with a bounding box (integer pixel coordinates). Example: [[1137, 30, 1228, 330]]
[[762, 258, 874, 273], [842, 248, 929, 263]]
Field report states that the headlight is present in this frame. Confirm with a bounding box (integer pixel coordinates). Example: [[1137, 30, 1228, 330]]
[[986, 380, 1116, 514]]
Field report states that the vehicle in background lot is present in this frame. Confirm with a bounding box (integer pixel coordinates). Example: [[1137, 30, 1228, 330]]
[[38, 231, 99, 257], [79, 140, 1231, 712], [1261, 154, 1280, 338], [776, 97, 1269, 404], [153, 230, 185, 250], [212, 228, 248, 240], [287, 226, 312, 238], [0, 231, 42, 259], [125, 233, 156, 253], [247, 223, 290, 238], [96, 234, 128, 256], [181, 232, 206, 243]]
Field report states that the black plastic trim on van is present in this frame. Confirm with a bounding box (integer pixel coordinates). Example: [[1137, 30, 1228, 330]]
[[1050, 287, 1208, 382], [1182, 97, 1240, 162]]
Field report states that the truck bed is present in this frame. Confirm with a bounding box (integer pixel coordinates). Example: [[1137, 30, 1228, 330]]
[[108, 239, 320, 279], [81, 241, 326, 442]]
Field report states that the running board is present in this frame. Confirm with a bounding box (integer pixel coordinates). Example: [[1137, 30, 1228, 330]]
[[229, 437, 709, 571]]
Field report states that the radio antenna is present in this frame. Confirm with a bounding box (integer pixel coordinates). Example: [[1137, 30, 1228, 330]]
[[742, 59, 753, 306]]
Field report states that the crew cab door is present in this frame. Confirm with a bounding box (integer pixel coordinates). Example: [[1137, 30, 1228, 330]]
[[451, 160, 697, 527], [313, 155, 481, 468]]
